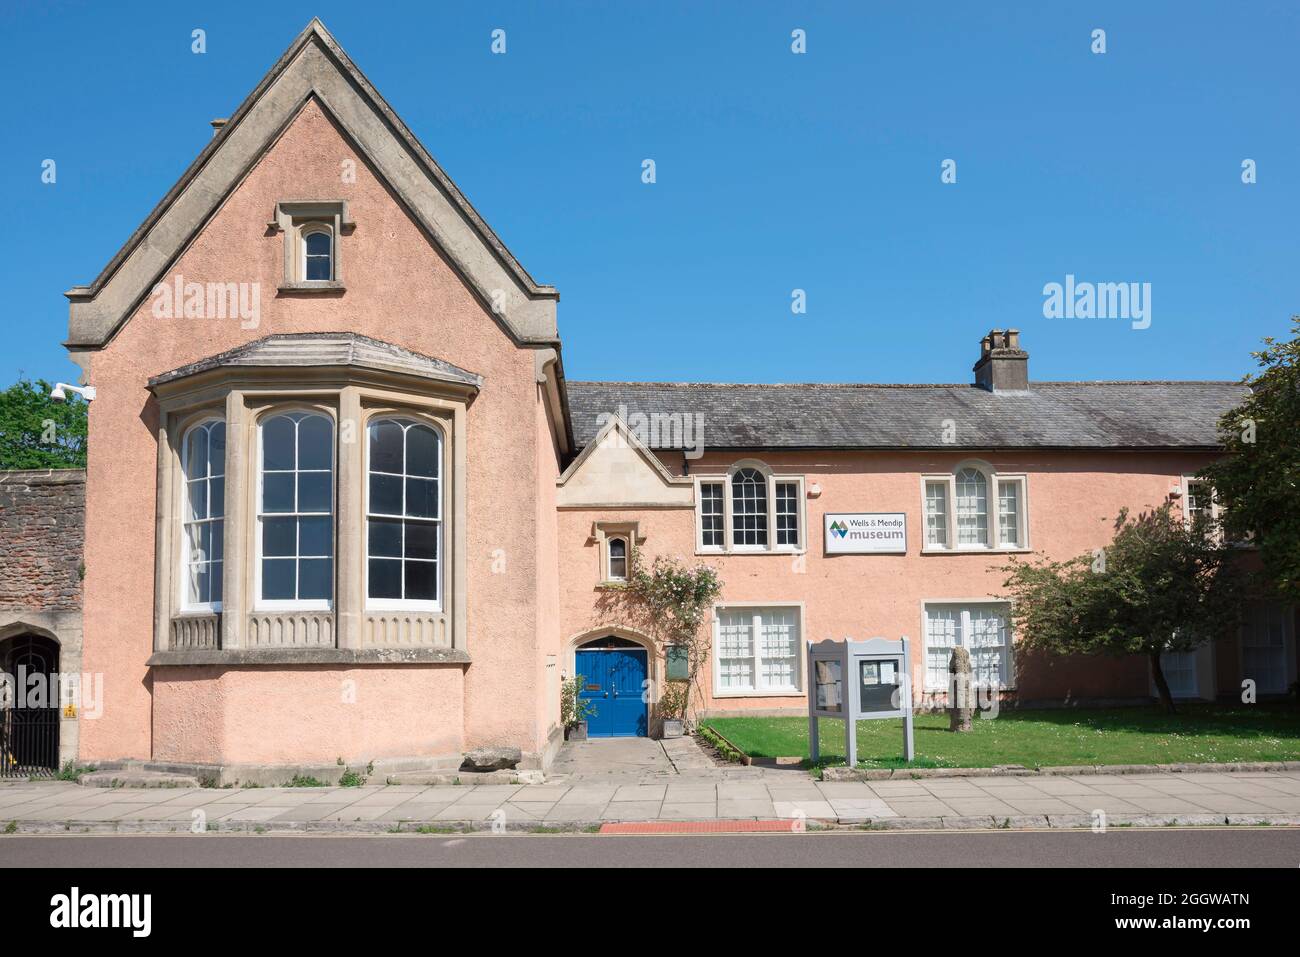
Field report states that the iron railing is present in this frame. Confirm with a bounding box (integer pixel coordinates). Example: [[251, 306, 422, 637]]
[[0, 707, 59, 778]]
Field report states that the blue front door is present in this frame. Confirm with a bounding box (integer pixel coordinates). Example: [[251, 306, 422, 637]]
[[574, 647, 648, 737]]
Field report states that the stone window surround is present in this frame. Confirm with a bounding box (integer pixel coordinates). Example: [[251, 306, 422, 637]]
[[591, 521, 642, 586], [693, 460, 806, 556], [268, 200, 354, 292], [150, 366, 470, 665]]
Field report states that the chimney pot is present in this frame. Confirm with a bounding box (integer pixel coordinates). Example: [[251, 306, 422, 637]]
[[210, 118, 228, 138], [973, 328, 1029, 392]]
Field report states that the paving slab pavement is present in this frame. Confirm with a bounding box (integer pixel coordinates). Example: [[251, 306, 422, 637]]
[[5, 744, 1300, 833]]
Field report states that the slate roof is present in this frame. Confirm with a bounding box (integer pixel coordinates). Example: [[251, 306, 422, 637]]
[[148, 333, 482, 389], [566, 381, 1248, 451]]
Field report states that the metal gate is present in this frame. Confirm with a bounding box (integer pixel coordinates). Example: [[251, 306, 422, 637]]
[[0, 707, 60, 778], [0, 633, 61, 778]]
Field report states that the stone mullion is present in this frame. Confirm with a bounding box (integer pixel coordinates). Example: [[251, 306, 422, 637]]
[[219, 391, 247, 649], [336, 387, 363, 649]]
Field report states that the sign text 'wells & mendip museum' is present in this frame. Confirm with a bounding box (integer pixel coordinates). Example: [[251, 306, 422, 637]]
[[823, 513, 907, 554]]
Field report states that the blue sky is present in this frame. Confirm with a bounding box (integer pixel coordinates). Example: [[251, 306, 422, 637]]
[[3, 1, 1296, 386]]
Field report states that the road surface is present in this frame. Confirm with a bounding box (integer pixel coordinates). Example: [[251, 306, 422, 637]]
[[2, 827, 1297, 867]]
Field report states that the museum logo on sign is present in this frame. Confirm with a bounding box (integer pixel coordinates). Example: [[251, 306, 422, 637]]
[[823, 513, 908, 554]]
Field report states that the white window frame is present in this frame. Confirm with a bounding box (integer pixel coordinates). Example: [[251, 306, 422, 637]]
[[298, 222, 334, 282], [920, 463, 1028, 553], [711, 602, 805, 697], [254, 408, 336, 612], [696, 479, 726, 551], [606, 535, 629, 582], [694, 462, 805, 555], [1157, 649, 1201, 699], [593, 521, 641, 585], [1239, 601, 1297, 696], [364, 415, 444, 613], [179, 416, 226, 614], [1179, 474, 1249, 547], [271, 200, 350, 289], [920, 599, 1015, 691]]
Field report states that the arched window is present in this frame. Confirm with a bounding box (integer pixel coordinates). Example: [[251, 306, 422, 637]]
[[696, 462, 803, 553], [955, 467, 989, 547], [182, 418, 225, 609], [366, 417, 442, 607], [258, 411, 334, 606], [731, 467, 769, 547], [301, 224, 334, 281], [923, 463, 1026, 551], [607, 536, 628, 581]]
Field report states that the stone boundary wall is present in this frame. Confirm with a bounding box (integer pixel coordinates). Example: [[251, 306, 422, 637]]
[[0, 469, 85, 611]]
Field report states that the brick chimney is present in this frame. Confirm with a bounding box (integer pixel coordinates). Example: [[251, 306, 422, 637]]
[[973, 328, 1029, 392]]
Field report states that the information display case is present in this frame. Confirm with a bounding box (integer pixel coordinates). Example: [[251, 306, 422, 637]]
[[807, 637, 915, 766]]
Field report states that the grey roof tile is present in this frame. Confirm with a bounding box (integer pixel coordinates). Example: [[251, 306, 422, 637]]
[[566, 381, 1248, 450]]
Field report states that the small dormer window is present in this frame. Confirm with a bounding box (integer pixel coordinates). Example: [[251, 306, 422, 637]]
[[301, 225, 333, 281]]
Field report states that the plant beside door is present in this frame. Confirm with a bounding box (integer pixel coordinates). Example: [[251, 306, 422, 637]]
[[561, 674, 597, 741], [657, 679, 688, 738]]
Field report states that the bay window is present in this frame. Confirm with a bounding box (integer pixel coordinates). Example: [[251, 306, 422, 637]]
[[181, 418, 225, 611], [366, 417, 442, 608], [258, 410, 335, 607], [150, 332, 477, 656], [923, 464, 1026, 551], [713, 605, 803, 695]]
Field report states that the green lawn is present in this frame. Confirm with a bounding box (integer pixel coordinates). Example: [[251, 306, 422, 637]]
[[702, 705, 1300, 770]]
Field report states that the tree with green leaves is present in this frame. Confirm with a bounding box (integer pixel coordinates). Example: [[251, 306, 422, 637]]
[[0, 378, 88, 469], [1200, 318, 1300, 604], [1002, 504, 1244, 714]]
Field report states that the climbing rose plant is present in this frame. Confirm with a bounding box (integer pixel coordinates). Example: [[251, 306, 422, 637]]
[[623, 552, 722, 725]]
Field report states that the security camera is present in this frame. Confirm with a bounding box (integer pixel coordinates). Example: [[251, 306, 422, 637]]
[[50, 383, 96, 403]]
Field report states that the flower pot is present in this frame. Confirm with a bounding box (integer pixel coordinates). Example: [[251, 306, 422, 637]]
[[661, 718, 684, 739], [565, 721, 588, 742]]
